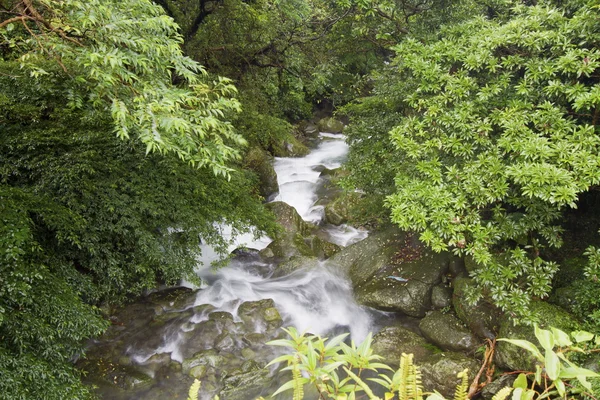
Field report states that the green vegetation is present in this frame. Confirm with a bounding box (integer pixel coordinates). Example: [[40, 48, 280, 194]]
[[342, 0, 600, 319], [2, 0, 600, 397], [264, 326, 598, 399]]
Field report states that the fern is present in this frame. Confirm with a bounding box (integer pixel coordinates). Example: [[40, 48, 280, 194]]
[[187, 379, 201, 400], [292, 354, 304, 400], [491, 387, 513, 400], [453, 369, 469, 400]]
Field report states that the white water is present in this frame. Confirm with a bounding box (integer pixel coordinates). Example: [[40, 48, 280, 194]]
[[188, 132, 372, 340], [133, 132, 373, 365], [274, 133, 349, 223]]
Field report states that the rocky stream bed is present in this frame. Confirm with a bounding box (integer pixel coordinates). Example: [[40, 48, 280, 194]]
[[79, 122, 581, 399]]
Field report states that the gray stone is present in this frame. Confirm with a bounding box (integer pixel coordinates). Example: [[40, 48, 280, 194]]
[[317, 117, 344, 133], [339, 229, 451, 317], [182, 349, 225, 374], [431, 284, 453, 309], [494, 301, 580, 371], [244, 146, 278, 198], [452, 278, 501, 340], [419, 311, 479, 353], [481, 375, 516, 400], [372, 326, 435, 365], [420, 352, 480, 398], [219, 365, 271, 400]]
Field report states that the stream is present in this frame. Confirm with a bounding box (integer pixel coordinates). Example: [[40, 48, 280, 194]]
[[83, 132, 384, 400]]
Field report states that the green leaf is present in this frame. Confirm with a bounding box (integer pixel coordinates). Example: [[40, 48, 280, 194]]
[[571, 330, 595, 343], [550, 328, 572, 347], [497, 339, 544, 361], [534, 324, 554, 350], [544, 349, 560, 381], [513, 373, 528, 389]]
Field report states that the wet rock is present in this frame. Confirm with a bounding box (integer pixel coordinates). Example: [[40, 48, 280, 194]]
[[334, 227, 450, 316], [244, 146, 278, 198], [274, 255, 319, 276], [146, 287, 196, 314], [419, 311, 479, 353], [219, 363, 271, 400], [324, 192, 360, 225], [189, 364, 208, 379], [215, 332, 235, 351], [420, 352, 480, 398], [242, 332, 268, 348], [452, 278, 501, 340], [271, 134, 310, 157], [431, 284, 453, 309], [481, 375, 516, 400], [372, 326, 435, 365], [182, 349, 225, 375], [317, 117, 344, 133], [141, 353, 172, 375], [495, 301, 580, 371], [241, 348, 256, 359], [181, 319, 221, 358], [237, 299, 283, 334], [304, 235, 341, 259], [264, 202, 319, 260]]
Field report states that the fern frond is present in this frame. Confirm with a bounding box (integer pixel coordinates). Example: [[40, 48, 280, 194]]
[[453, 369, 469, 400], [187, 379, 201, 400], [491, 387, 513, 400], [292, 354, 304, 400]]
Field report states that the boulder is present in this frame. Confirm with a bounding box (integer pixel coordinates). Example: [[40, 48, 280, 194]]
[[324, 191, 361, 226], [244, 146, 279, 198], [420, 352, 480, 398], [431, 284, 453, 309], [237, 299, 283, 333], [182, 349, 225, 375], [263, 202, 321, 260], [330, 227, 451, 317], [452, 278, 501, 340], [494, 301, 580, 371], [419, 311, 479, 353], [271, 134, 310, 157], [480, 375, 516, 400], [218, 363, 271, 400], [372, 326, 436, 365], [317, 117, 344, 133]]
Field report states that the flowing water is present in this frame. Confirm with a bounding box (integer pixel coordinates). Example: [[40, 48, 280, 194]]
[[180, 132, 372, 342], [91, 132, 378, 399]]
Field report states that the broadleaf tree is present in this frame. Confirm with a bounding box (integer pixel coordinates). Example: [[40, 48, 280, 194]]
[[379, 0, 600, 318]]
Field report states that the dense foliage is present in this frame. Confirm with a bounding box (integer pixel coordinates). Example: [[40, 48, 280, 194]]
[[344, 0, 600, 319], [0, 0, 274, 398]]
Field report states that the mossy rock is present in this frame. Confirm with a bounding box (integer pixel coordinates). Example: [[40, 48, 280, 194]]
[[419, 311, 479, 353], [317, 117, 344, 133], [452, 277, 501, 340], [372, 326, 435, 365], [218, 364, 271, 400], [244, 146, 278, 198], [494, 301, 580, 371], [330, 227, 450, 316], [182, 349, 225, 374], [304, 235, 341, 259], [266, 201, 313, 236], [420, 352, 480, 398], [274, 255, 319, 276], [271, 134, 310, 157], [431, 284, 453, 309], [324, 191, 361, 225]]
